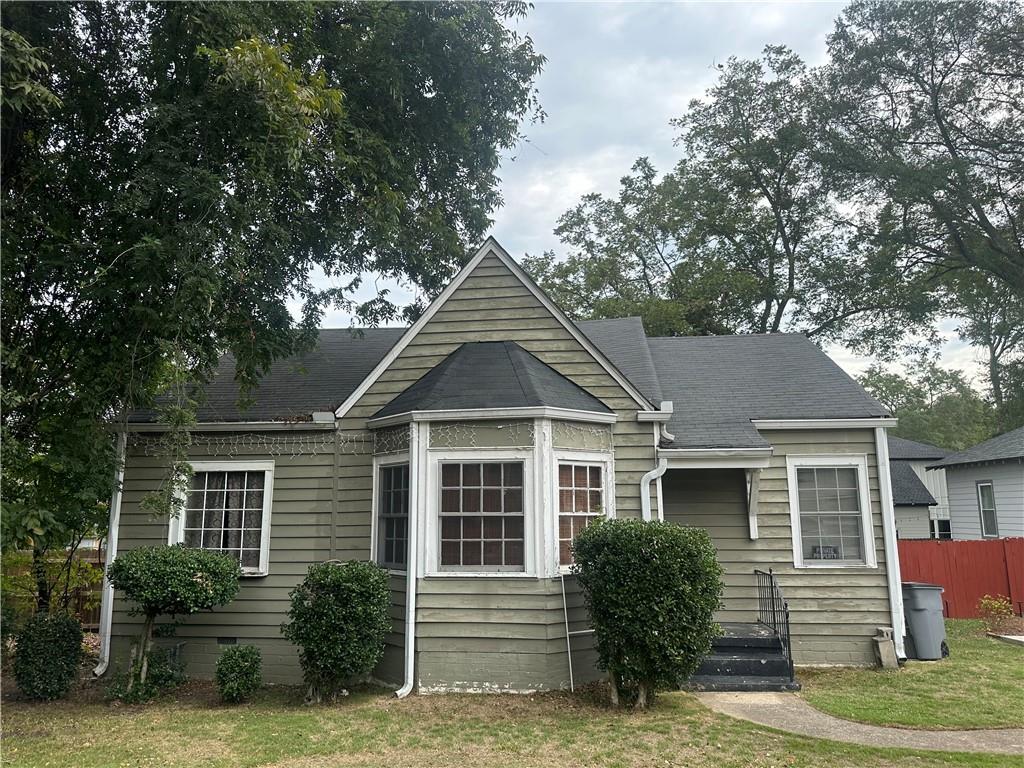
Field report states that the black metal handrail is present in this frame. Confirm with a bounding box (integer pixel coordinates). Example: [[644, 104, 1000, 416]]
[[754, 568, 795, 682]]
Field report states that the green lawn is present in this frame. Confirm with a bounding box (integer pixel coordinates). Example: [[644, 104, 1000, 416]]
[[1, 682, 1014, 768], [799, 619, 1024, 730]]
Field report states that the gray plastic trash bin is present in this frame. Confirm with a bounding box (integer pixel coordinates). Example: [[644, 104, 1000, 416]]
[[902, 582, 947, 660]]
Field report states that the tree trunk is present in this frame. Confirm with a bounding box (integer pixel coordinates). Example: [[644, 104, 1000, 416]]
[[988, 344, 1005, 409], [128, 613, 156, 691], [636, 681, 649, 710], [32, 547, 51, 614], [608, 671, 620, 707]]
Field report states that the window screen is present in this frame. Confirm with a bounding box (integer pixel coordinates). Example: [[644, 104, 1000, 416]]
[[439, 462, 524, 571]]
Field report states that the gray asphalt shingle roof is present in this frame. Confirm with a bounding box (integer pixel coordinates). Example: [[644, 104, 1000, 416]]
[[889, 461, 937, 506], [928, 426, 1024, 469], [127, 316, 888, 446], [371, 341, 612, 419], [645, 334, 890, 449], [130, 328, 405, 423], [887, 435, 948, 461]]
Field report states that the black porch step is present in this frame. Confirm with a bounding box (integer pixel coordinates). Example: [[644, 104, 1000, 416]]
[[685, 674, 801, 693], [712, 622, 783, 651], [695, 651, 791, 678]]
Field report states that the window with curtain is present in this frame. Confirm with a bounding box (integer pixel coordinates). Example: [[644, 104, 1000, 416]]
[[181, 469, 270, 574]]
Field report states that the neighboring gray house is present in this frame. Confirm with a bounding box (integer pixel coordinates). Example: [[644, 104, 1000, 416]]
[[928, 427, 1024, 540], [887, 436, 949, 539], [95, 238, 908, 695]]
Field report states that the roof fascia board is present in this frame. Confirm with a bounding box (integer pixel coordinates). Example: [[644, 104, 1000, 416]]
[[367, 406, 618, 429], [753, 418, 898, 429], [125, 421, 336, 433], [658, 446, 773, 469], [335, 237, 655, 419]]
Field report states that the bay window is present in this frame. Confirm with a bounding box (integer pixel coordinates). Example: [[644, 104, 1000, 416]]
[[557, 462, 605, 566], [439, 461, 525, 571]]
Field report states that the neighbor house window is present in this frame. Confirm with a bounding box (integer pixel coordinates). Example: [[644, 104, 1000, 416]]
[[977, 482, 999, 538], [787, 457, 874, 567], [931, 519, 951, 540], [172, 462, 274, 576], [558, 463, 605, 566], [377, 463, 410, 569], [439, 462, 524, 571]]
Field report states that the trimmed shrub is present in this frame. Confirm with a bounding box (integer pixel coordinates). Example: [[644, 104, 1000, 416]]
[[282, 561, 390, 703], [108, 545, 240, 692], [216, 645, 262, 703], [572, 518, 723, 708], [13, 612, 84, 700]]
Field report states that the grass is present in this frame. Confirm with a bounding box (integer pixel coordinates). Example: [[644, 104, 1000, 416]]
[[799, 619, 1024, 730], [1, 682, 1015, 768]]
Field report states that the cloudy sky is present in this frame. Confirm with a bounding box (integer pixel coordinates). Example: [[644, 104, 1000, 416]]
[[316, 1, 983, 384]]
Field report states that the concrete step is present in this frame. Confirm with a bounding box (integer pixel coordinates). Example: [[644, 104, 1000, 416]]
[[684, 674, 801, 693], [696, 652, 792, 678], [713, 623, 783, 651]]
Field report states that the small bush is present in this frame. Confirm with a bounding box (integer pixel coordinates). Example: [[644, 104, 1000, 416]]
[[977, 594, 1023, 634], [282, 561, 390, 703], [13, 613, 84, 700], [572, 518, 723, 708], [108, 545, 240, 691], [216, 645, 262, 703]]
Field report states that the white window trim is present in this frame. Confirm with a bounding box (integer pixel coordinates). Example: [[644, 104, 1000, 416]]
[[169, 460, 275, 577], [786, 454, 877, 569], [423, 447, 537, 577], [371, 454, 411, 574], [976, 481, 999, 538], [552, 449, 615, 574]]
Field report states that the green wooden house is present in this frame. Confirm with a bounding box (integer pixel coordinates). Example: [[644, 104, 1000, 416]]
[[95, 238, 906, 694]]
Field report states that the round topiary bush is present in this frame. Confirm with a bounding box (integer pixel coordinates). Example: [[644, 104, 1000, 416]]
[[282, 561, 390, 703], [572, 518, 723, 708], [13, 612, 84, 700], [215, 645, 262, 704], [107, 545, 240, 691]]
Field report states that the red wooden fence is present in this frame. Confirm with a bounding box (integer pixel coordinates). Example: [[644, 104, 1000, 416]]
[[897, 537, 1024, 618]]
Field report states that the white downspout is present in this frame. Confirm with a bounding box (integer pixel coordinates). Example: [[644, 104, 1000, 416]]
[[396, 423, 421, 698], [640, 458, 668, 522], [93, 431, 127, 677], [874, 426, 906, 659]]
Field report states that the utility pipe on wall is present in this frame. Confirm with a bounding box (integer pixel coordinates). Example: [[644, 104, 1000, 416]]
[[639, 458, 668, 521], [94, 431, 127, 677], [396, 423, 421, 698]]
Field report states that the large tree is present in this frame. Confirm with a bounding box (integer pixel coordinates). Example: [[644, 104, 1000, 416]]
[[859, 362, 997, 451], [1, 1, 544, 608], [527, 47, 933, 350], [823, 0, 1024, 294]]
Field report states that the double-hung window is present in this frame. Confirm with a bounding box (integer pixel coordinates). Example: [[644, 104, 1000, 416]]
[[976, 482, 999, 538], [788, 456, 874, 567], [557, 463, 605, 566], [171, 462, 274, 576], [439, 462, 525, 571], [377, 463, 410, 569]]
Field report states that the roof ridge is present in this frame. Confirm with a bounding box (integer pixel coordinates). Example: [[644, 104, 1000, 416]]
[[503, 342, 536, 404]]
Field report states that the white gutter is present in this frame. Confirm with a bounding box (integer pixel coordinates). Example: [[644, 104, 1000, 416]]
[[128, 420, 336, 433], [94, 431, 127, 677], [874, 426, 906, 659], [639, 458, 668, 521], [396, 424, 422, 698]]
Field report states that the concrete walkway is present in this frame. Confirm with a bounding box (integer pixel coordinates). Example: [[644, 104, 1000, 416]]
[[696, 691, 1024, 755]]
